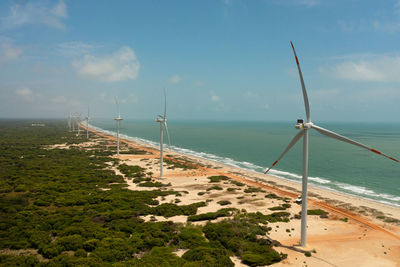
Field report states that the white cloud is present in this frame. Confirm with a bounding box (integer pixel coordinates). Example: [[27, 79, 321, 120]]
[[58, 42, 98, 57], [0, 40, 22, 65], [168, 74, 182, 84], [331, 56, 400, 82], [210, 90, 222, 102], [2, 0, 68, 29], [72, 46, 140, 82], [16, 87, 34, 101]]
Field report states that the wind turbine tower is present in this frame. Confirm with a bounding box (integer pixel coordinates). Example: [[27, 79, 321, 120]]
[[114, 97, 123, 156], [77, 113, 81, 136], [68, 112, 72, 132], [265, 42, 399, 247], [155, 90, 171, 178], [72, 113, 75, 132], [86, 106, 90, 139]]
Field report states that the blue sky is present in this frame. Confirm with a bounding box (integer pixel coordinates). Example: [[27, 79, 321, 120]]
[[1, 0, 400, 122]]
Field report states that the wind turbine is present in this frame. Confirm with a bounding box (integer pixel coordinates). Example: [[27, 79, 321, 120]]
[[265, 42, 399, 247], [86, 106, 90, 139], [68, 112, 72, 132], [155, 89, 171, 178], [77, 113, 82, 136], [114, 97, 123, 156], [72, 113, 76, 132]]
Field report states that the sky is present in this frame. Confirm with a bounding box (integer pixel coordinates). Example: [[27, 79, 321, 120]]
[[1, 0, 400, 122]]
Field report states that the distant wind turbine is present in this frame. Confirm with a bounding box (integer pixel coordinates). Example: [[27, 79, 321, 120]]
[[265, 42, 399, 248], [68, 112, 72, 132], [86, 106, 90, 139], [114, 97, 123, 156], [77, 113, 82, 136], [72, 113, 75, 132], [155, 89, 171, 178]]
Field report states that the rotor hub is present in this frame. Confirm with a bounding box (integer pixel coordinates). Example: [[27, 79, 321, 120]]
[[295, 119, 312, 129]]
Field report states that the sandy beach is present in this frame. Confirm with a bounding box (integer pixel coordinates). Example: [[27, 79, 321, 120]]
[[79, 124, 400, 266]]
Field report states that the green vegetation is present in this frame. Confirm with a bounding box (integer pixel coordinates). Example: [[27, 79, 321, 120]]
[[164, 157, 197, 170], [231, 180, 245, 187], [118, 164, 146, 178], [340, 217, 349, 222], [208, 175, 230, 183], [203, 214, 284, 266], [307, 209, 328, 216], [138, 181, 169, 187], [0, 120, 286, 266], [119, 147, 147, 155], [187, 208, 235, 222], [268, 203, 291, 211], [244, 187, 265, 193], [207, 185, 223, 191], [217, 200, 231, 206]]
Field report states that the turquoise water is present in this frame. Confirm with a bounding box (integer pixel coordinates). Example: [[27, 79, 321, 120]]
[[90, 119, 400, 207]]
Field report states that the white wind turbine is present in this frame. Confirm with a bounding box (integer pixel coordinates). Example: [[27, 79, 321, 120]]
[[72, 113, 76, 132], [85, 106, 90, 139], [68, 112, 72, 132], [77, 113, 82, 136], [155, 90, 171, 178], [114, 97, 123, 156], [265, 42, 399, 247]]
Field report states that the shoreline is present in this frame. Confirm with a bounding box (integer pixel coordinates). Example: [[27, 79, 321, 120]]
[[78, 123, 400, 266], [87, 123, 400, 221]]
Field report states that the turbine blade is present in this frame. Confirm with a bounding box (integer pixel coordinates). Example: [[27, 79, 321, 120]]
[[312, 124, 399, 163], [291, 41, 311, 123], [163, 88, 167, 119], [115, 96, 120, 117], [265, 130, 305, 174], [163, 121, 171, 146]]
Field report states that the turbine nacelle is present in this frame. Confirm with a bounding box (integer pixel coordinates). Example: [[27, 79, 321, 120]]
[[295, 119, 312, 130]]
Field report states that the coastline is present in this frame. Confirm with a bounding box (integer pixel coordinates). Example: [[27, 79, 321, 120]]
[[87, 123, 400, 226], [81, 123, 400, 266]]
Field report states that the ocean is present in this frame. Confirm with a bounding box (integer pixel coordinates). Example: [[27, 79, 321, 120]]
[[90, 119, 400, 207]]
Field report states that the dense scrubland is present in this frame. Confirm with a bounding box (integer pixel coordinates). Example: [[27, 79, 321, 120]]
[[0, 120, 288, 266]]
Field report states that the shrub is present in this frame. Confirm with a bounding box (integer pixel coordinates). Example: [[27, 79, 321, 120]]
[[183, 246, 234, 267], [138, 181, 166, 187], [208, 175, 229, 183], [217, 200, 231, 206], [74, 249, 87, 257], [187, 208, 234, 222], [207, 185, 223, 191], [307, 209, 328, 216], [244, 187, 265, 193], [231, 181, 245, 187], [57, 234, 83, 251]]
